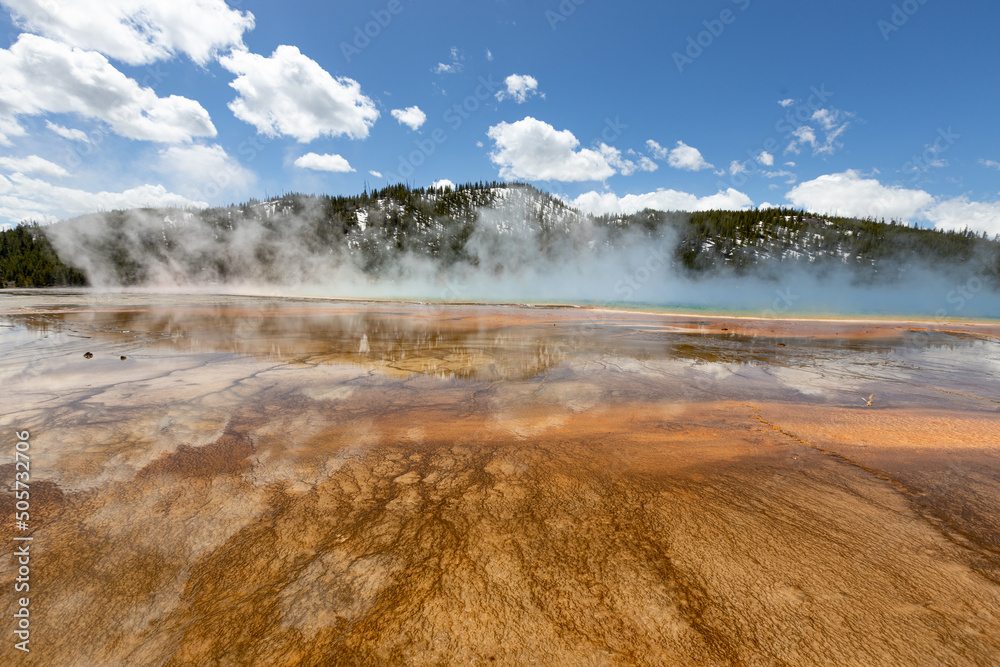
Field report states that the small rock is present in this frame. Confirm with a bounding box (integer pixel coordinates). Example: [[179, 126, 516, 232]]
[[120, 356, 127, 361], [83, 352, 93, 359]]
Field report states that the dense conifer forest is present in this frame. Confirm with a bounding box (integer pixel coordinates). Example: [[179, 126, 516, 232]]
[[0, 222, 87, 287]]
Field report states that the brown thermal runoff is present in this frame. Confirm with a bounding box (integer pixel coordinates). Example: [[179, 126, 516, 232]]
[[1, 293, 999, 666]]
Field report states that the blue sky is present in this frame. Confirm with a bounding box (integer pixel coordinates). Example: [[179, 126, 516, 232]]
[[0, 0, 998, 234]]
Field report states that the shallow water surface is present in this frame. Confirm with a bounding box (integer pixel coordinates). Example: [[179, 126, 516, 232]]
[[1, 292, 999, 665]]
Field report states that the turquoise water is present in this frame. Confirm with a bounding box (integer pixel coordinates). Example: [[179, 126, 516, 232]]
[[2, 288, 998, 323]]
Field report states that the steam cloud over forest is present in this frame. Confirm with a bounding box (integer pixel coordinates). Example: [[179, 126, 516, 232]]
[[9, 182, 1000, 317]]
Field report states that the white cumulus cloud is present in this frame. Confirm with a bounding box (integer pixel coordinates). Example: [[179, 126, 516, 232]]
[[757, 151, 774, 166], [637, 156, 658, 173], [763, 170, 796, 184], [496, 74, 540, 104], [0, 0, 254, 65], [785, 109, 850, 156], [293, 152, 355, 173], [667, 141, 713, 171], [0, 155, 69, 178], [646, 140, 669, 160], [433, 47, 463, 74], [0, 117, 26, 146], [925, 197, 1000, 237], [390, 106, 427, 131], [787, 171, 1000, 237], [785, 126, 816, 155], [570, 188, 754, 216], [0, 172, 206, 227], [487, 117, 615, 182], [599, 144, 646, 176], [0, 34, 216, 144], [786, 170, 934, 221], [220, 45, 379, 143], [156, 144, 256, 199], [45, 121, 89, 143], [431, 179, 455, 190], [812, 108, 840, 131]]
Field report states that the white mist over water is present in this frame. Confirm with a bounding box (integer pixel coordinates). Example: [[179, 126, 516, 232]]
[[43, 190, 1000, 320]]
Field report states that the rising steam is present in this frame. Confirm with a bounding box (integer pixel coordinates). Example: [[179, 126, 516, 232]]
[[44, 186, 1000, 319]]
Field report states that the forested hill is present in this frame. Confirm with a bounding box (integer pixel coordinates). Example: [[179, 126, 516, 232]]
[[1, 181, 997, 290], [0, 222, 86, 287]]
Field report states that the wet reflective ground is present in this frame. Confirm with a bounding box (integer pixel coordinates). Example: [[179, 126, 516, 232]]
[[1, 291, 999, 665]]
